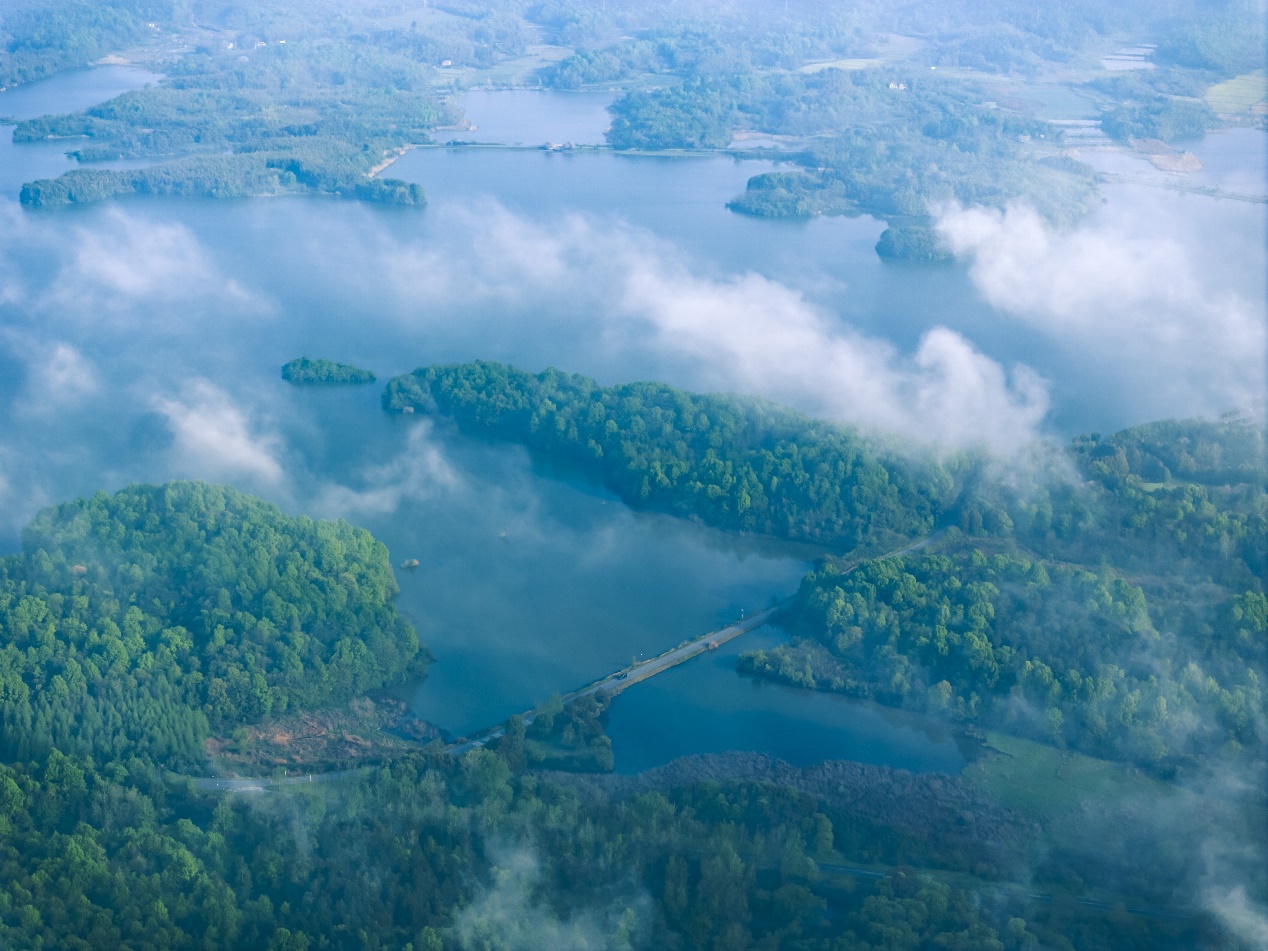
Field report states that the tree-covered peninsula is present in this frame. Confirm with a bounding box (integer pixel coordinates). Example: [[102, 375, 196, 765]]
[[544, 0, 1260, 247], [744, 416, 1266, 777], [282, 357, 376, 385], [383, 361, 959, 553]]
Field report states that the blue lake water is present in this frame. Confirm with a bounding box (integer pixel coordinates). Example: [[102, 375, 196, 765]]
[[448, 88, 615, 145], [0, 65, 163, 121], [0, 67, 1263, 773]]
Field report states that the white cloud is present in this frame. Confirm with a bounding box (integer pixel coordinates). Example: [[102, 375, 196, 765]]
[[618, 251, 1048, 454], [310, 421, 461, 517], [452, 848, 643, 951], [937, 202, 1266, 417], [0, 204, 268, 332], [371, 204, 1051, 454], [18, 342, 99, 414], [1206, 886, 1268, 949], [61, 207, 258, 308], [152, 380, 284, 485]]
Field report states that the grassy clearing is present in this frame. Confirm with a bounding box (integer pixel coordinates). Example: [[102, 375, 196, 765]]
[[962, 731, 1181, 817], [1207, 70, 1268, 113]]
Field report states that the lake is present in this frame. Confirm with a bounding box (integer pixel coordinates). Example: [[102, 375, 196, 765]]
[[0, 68, 1263, 773]]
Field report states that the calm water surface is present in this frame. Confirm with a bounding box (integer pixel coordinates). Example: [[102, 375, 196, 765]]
[[449, 89, 615, 145], [1, 70, 1263, 773]]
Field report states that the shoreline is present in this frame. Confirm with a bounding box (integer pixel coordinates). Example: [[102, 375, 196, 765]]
[[368, 145, 415, 178]]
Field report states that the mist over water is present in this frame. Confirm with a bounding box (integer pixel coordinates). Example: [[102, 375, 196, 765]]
[[1, 68, 1264, 771]]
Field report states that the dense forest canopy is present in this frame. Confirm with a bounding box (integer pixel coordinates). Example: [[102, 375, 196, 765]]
[[5, 739, 1217, 950], [608, 69, 1101, 224], [0, 481, 422, 768], [747, 416, 1267, 775], [1, 0, 1265, 946]]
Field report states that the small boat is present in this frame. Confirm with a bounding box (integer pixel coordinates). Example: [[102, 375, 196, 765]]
[[400, 558, 420, 570]]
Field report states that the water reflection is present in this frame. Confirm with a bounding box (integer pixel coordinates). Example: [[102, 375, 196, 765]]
[[608, 625, 967, 774]]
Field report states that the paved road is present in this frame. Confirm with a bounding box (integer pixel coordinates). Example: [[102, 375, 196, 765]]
[[1096, 172, 1267, 204]]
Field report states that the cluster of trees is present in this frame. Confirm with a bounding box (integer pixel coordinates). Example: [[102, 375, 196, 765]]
[[534, 0, 1239, 86], [1101, 97, 1212, 143], [745, 416, 1266, 776], [1155, 5, 1268, 78], [748, 543, 1261, 771], [0, 445, 1252, 949], [494, 691, 615, 773], [874, 221, 953, 262], [542, 14, 871, 89], [383, 360, 1265, 779], [383, 361, 957, 551], [0, 477, 1073, 950], [8, 0, 1253, 212], [370, 8, 528, 70], [0, 481, 423, 768], [282, 357, 376, 385], [19, 156, 293, 206], [543, 0, 1254, 234]]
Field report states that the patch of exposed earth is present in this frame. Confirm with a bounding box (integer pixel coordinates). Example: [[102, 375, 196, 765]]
[[208, 695, 443, 774]]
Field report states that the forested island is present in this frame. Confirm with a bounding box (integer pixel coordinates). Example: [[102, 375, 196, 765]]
[[874, 222, 954, 262], [7, 0, 454, 206], [19, 160, 426, 207], [282, 357, 376, 385]]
